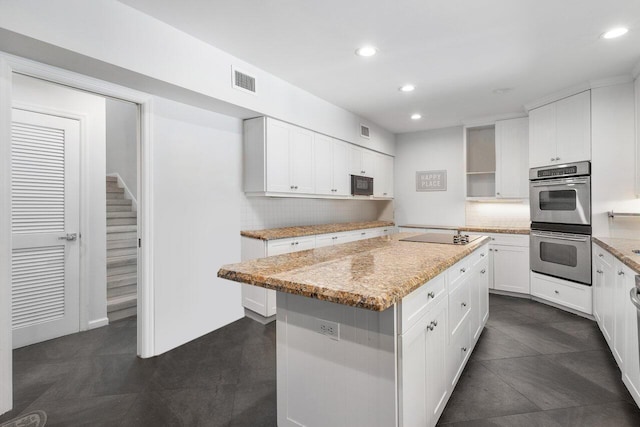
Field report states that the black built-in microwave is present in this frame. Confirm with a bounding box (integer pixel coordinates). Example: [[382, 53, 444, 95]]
[[351, 175, 373, 196]]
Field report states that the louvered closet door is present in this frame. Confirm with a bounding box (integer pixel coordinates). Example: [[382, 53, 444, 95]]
[[11, 108, 80, 348]]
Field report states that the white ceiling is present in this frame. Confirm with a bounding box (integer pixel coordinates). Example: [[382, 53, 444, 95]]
[[119, 0, 640, 134]]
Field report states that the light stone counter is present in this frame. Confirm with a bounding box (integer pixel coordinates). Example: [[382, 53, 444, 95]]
[[592, 237, 640, 274], [240, 220, 395, 240], [218, 233, 490, 311]]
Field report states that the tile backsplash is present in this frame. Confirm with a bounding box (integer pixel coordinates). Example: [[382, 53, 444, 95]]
[[242, 196, 393, 230], [465, 201, 530, 228]]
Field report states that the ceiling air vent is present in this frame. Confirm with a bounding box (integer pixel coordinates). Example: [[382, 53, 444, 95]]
[[360, 124, 370, 139], [232, 66, 256, 94]]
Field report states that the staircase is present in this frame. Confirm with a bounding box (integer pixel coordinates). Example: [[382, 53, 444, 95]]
[[106, 176, 137, 322]]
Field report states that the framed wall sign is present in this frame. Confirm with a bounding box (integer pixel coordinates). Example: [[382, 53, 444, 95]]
[[416, 170, 447, 192]]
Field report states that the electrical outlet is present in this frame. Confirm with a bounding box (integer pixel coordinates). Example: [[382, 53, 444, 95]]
[[316, 318, 340, 340]]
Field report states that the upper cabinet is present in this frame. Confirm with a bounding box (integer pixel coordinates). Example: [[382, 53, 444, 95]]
[[495, 117, 529, 198], [529, 90, 591, 168], [314, 134, 350, 196], [374, 153, 394, 198], [348, 144, 376, 177], [244, 116, 393, 199], [264, 118, 315, 194]]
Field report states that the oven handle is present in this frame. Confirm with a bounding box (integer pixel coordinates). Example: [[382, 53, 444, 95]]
[[531, 231, 590, 242], [531, 178, 589, 187], [630, 288, 640, 311]]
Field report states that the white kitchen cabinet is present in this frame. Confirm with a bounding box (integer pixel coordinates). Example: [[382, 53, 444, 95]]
[[492, 245, 530, 294], [241, 235, 316, 319], [530, 272, 593, 315], [314, 134, 350, 196], [495, 117, 528, 198], [374, 153, 394, 198], [613, 261, 633, 367], [245, 117, 315, 195], [486, 234, 530, 295], [348, 144, 375, 177], [400, 294, 449, 427], [473, 258, 490, 341], [593, 244, 615, 344], [528, 91, 591, 168], [624, 267, 640, 406]]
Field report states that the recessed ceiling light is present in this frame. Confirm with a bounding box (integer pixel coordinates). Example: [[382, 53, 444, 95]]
[[355, 45, 377, 57], [602, 27, 628, 39], [411, 113, 422, 120], [492, 88, 513, 95], [400, 84, 415, 92]]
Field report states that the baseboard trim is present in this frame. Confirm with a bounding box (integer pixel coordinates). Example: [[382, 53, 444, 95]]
[[530, 296, 595, 320], [88, 317, 109, 330], [244, 308, 275, 325]]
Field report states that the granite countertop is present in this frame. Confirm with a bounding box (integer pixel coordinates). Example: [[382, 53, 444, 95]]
[[399, 224, 530, 235], [459, 226, 530, 235], [240, 220, 395, 240], [218, 233, 491, 311], [592, 237, 640, 274]]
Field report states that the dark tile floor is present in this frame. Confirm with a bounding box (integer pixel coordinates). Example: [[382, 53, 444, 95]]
[[438, 294, 640, 426], [1, 294, 639, 426]]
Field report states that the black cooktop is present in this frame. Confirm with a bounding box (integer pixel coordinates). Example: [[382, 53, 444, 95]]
[[399, 233, 483, 245]]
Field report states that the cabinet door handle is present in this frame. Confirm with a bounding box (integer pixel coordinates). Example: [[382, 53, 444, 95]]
[[361, 232, 366, 236], [295, 186, 299, 189], [427, 324, 434, 331], [554, 290, 559, 294], [480, 253, 485, 257], [481, 269, 486, 274], [489, 248, 493, 252], [462, 347, 468, 352], [494, 249, 499, 252], [427, 291, 435, 298], [598, 253, 604, 258], [432, 320, 438, 327], [295, 242, 299, 245], [556, 157, 561, 161], [460, 268, 466, 273], [496, 192, 501, 196], [361, 170, 366, 174], [290, 242, 295, 246], [618, 271, 625, 276], [461, 302, 467, 307], [290, 185, 295, 189], [597, 269, 603, 274], [550, 157, 556, 162]]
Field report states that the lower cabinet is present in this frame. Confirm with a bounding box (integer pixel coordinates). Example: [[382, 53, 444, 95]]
[[487, 233, 530, 294], [592, 242, 640, 407], [400, 296, 449, 427], [399, 244, 489, 427]]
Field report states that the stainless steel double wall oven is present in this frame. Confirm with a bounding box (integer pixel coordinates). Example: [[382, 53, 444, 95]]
[[529, 161, 592, 285]]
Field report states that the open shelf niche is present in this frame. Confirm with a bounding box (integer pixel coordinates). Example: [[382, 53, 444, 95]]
[[466, 125, 496, 198]]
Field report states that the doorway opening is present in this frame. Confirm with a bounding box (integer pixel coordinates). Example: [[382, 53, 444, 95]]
[[10, 74, 141, 348], [105, 99, 139, 323]]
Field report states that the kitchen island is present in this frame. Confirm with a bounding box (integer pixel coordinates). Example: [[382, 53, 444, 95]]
[[219, 233, 491, 427]]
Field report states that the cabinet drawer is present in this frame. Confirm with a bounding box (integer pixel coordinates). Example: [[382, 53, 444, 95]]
[[449, 276, 471, 336], [267, 236, 316, 255], [487, 233, 529, 247], [447, 317, 470, 389], [399, 273, 446, 334], [470, 245, 489, 267], [593, 244, 614, 268], [448, 258, 472, 289], [531, 272, 593, 315]]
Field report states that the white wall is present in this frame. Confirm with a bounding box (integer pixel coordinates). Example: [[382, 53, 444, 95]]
[[106, 98, 137, 199], [591, 82, 639, 238], [12, 74, 107, 328], [151, 97, 244, 354], [0, 0, 395, 155], [394, 126, 466, 226]]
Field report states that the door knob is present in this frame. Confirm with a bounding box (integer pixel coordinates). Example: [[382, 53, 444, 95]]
[[58, 233, 77, 241]]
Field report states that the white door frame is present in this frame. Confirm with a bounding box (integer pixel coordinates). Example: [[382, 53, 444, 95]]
[[0, 52, 156, 414]]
